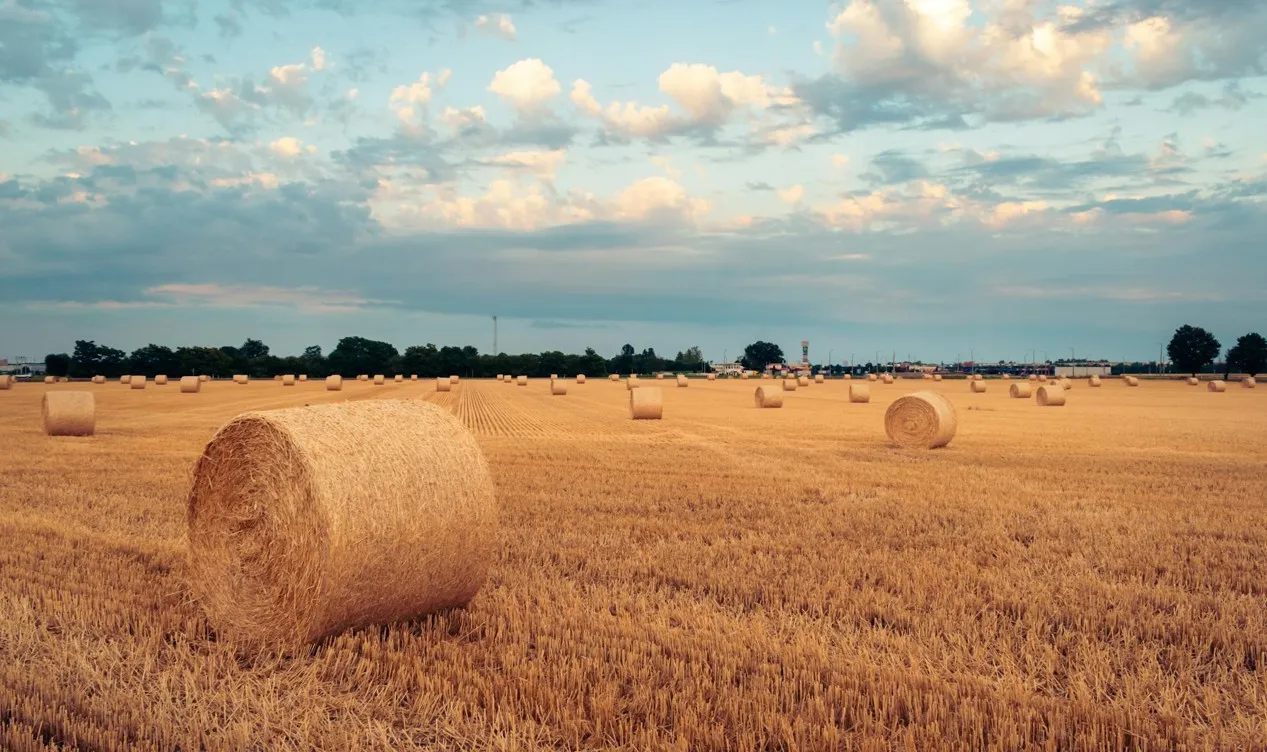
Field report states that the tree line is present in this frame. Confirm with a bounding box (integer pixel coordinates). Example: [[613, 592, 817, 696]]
[[1167, 326, 1265, 377]]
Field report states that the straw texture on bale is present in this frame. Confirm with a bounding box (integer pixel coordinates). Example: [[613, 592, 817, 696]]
[[1125, 376, 1139, 387], [395, 375, 403, 383], [374, 375, 385, 386], [1009, 383, 1033, 399], [186, 399, 498, 649], [121, 375, 132, 384], [867, 374, 877, 382], [626, 379, 640, 391], [753, 386, 783, 408], [970, 380, 986, 393], [1208, 380, 1227, 392], [707, 373, 717, 381], [1243, 377, 1257, 389], [436, 378, 451, 392], [180, 376, 201, 393], [0, 375, 11, 390], [326, 376, 343, 391], [576, 375, 586, 384], [1036, 385, 1067, 407], [797, 376, 810, 387], [881, 374, 894, 384], [629, 387, 663, 420], [155, 375, 169, 386], [885, 392, 957, 449], [282, 375, 296, 386], [677, 375, 688, 387], [849, 384, 871, 403], [44, 376, 55, 384], [782, 379, 797, 392], [299, 375, 308, 382], [1187, 377, 1199, 386], [1089, 376, 1102, 387], [131, 376, 147, 390], [234, 375, 248, 384], [450, 376, 459, 385], [516, 375, 527, 386], [92, 375, 106, 384], [550, 380, 567, 396], [42, 391, 95, 436]]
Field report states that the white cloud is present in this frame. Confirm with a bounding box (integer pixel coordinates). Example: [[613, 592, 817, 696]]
[[474, 13, 517, 40], [389, 69, 451, 131], [311, 46, 326, 71], [269, 136, 305, 158], [488, 149, 568, 180], [488, 59, 561, 111], [615, 177, 711, 221], [777, 185, 805, 205], [440, 105, 488, 133]]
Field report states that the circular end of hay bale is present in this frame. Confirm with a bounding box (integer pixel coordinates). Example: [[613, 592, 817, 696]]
[[630, 387, 663, 420], [43, 376, 56, 384], [782, 379, 797, 392], [550, 380, 567, 396], [516, 375, 527, 386], [325, 375, 343, 391], [42, 391, 95, 436], [576, 374, 586, 384], [436, 377, 452, 392], [410, 375, 418, 381], [1243, 377, 1256, 389], [1028, 375, 1038, 382], [1208, 380, 1226, 392], [1009, 383, 1033, 399], [1036, 385, 1067, 406], [676, 375, 688, 387], [0, 375, 12, 390], [867, 374, 877, 382], [609, 374, 619, 381], [186, 400, 498, 649], [849, 384, 871, 403], [373, 375, 385, 385], [358, 375, 368, 382], [970, 381, 986, 393], [155, 375, 169, 386], [885, 391, 957, 449], [299, 375, 308, 382], [754, 386, 783, 408], [815, 375, 825, 384], [179, 376, 201, 393], [130, 376, 147, 390], [282, 375, 296, 386]]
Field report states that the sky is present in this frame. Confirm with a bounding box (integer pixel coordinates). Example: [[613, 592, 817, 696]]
[[1, 0, 1265, 365]]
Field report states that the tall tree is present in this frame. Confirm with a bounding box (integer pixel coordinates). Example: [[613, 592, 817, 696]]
[[1227, 332, 1267, 377], [44, 353, 70, 377], [1167, 325, 1221, 376], [177, 347, 234, 377], [740, 341, 785, 372], [128, 344, 179, 376], [327, 336, 399, 376]]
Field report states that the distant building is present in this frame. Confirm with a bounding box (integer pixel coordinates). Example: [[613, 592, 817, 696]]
[[0, 360, 46, 377], [1054, 365, 1112, 377]]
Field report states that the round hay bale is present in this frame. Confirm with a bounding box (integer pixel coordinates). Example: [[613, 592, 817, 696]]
[[706, 373, 717, 381], [274, 375, 282, 381], [849, 384, 870, 403], [180, 376, 201, 393], [550, 380, 567, 396], [676, 375, 688, 387], [867, 374, 877, 382], [630, 387, 663, 420], [782, 379, 797, 392], [814, 374, 825, 384], [1243, 377, 1257, 389], [450, 376, 459, 385], [973, 374, 983, 381], [326, 376, 343, 391], [186, 399, 497, 649], [1125, 376, 1139, 387], [1187, 377, 1199, 386], [1028, 375, 1038, 382], [1036, 385, 1067, 407], [1208, 380, 1227, 392], [922, 374, 932, 380], [1038, 375, 1048, 383], [1059, 379, 1073, 390], [933, 374, 943, 382], [1001, 374, 1011, 380], [234, 375, 248, 385], [131, 376, 147, 390], [282, 375, 296, 386], [516, 375, 527, 386], [626, 378, 640, 391], [609, 374, 620, 382], [43, 376, 55, 384], [92, 375, 106, 384], [843, 374, 852, 380], [121, 375, 132, 385], [496, 374, 503, 381], [1089, 376, 1102, 387], [881, 374, 894, 384], [885, 391, 957, 449], [394, 375, 403, 383], [299, 375, 308, 382], [358, 375, 369, 382], [753, 386, 783, 408], [199, 375, 210, 382], [656, 373, 665, 380], [970, 380, 986, 393], [155, 375, 169, 386], [42, 391, 95, 436], [1009, 383, 1032, 399], [410, 375, 418, 381], [550, 374, 559, 380], [576, 375, 586, 384], [0, 375, 12, 390], [373, 375, 385, 386], [436, 378, 451, 392], [797, 376, 809, 387]]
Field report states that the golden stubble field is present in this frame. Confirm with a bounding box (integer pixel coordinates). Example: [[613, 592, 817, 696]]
[[2, 376, 1266, 751]]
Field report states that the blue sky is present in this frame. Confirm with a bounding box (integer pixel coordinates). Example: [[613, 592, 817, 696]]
[[1, 0, 1265, 365]]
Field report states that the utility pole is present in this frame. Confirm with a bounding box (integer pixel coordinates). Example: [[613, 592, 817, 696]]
[[1069, 346, 1075, 377], [492, 315, 498, 355], [1156, 342, 1164, 374]]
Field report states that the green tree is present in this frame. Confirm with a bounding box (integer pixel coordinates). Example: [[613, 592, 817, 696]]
[[70, 340, 113, 378], [740, 341, 785, 372], [44, 353, 71, 377], [676, 346, 704, 364], [327, 336, 399, 376], [401, 344, 439, 376], [1167, 325, 1221, 376], [128, 344, 179, 377], [1227, 332, 1267, 377], [176, 347, 234, 377]]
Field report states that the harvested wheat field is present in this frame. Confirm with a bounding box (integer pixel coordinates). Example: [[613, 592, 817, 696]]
[[2, 377, 1267, 750]]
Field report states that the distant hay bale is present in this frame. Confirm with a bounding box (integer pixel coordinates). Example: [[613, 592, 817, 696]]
[[740, 372, 750, 380], [42, 391, 95, 436], [881, 374, 894, 384], [677, 375, 688, 387], [450, 376, 459, 385], [754, 386, 783, 408], [843, 374, 852, 380], [275, 375, 282, 382], [326, 376, 343, 391], [44, 376, 55, 384], [131, 376, 147, 390], [707, 373, 717, 381], [550, 380, 567, 396], [867, 374, 877, 382], [1001, 374, 1011, 380], [497, 374, 503, 381], [394, 375, 403, 383], [1208, 380, 1227, 392], [410, 375, 418, 381], [1036, 385, 1067, 407], [970, 380, 986, 393], [626, 378, 640, 391], [121, 375, 132, 385], [973, 374, 983, 381], [180, 376, 201, 393], [629, 387, 663, 420], [1243, 377, 1257, 389], [1028, 375, 1038, 382], [92, 375, 105, 384], [513, 375, 526, 386], [576, 375, 586, 384], [1089, 376, 1102, 387], [1009, 383, 1032, 399], [815, 374, 825, 384], [1125, 376, 1139, 387], [186, 399, 497, 649], [155, 375, 169, 386], [782, 378, 797, 392], [282, 375, 296, 386], [849, 384, 870, 403], [933, 375, 942, 382], [797, 376, 809, 387], [299, 375, 308, 382], [358, 375, 369, 382], [922, 374, 932, 380], [1187, 377, 1199, 386], [1059, 379, 1073, 390], [1038, 375, 1048, 383], [234, 375, 248, 385], [609, 374, 620, 382], [0, 375, 11, 390], [374, 375, 385, 386], [551, 374, 559, 380], [885, 391, 957, 449], [436, 378, 451, 392]]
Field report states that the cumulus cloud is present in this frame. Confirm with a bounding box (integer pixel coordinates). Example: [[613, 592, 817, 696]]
[[474, 13, 517, 40], [488, 58, 561, 111], [194, 47, 332, 132], [389, 68, 452, 133]]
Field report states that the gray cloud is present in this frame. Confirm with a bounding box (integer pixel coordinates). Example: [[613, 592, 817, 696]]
[[1168, 82, 1261, 115], [862, 150, 929, 185]]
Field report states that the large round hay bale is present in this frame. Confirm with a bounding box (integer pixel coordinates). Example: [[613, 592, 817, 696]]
[[282, 375, 296, 386], [496, 374, 504, 381], [1208, 380, 1227, 392], [410, 375, 418, 381], [1187, 377, 1199, 386], [609, 374, 619, 382], [1028, 375, 1038, 382], [1009, 383, 1032, 399], [933, 374, 942, 382], [450, 376, 459, 385], [797, 376, 809, 387], [881, 374, 894, 384], [626, 378, 640, 391], [326, 375, 343, 391], [92, 375, 105, 384], [121, 375, 132, 385], [630, 387, 663, 420], [849, 384, 870, 403], [186, 400, 497, 649], [1243, 377, 1257, 389], [43, 376, 55, 384], [1036, 385, 1067, 407], [179, 376, 201, 393], [1089, 376, 1102, 387], [656, 373, 665, 380], [1125, 376, 1139, 387], [970, 380, 986, 393], [299, 375, 308, 382], [436, 377, 451, 392], [550, 380, 567, 396], [42, 391, 95, 436], [576, 374, 586, 384], [885, 391, 956, 449], [516, 375, 527, 386], [394, 375, 403, 383], [358, 375, 369, 382], [155, 375, 169, 386], [753, 386, 783, 408], [843, 374, 852, 380], [782, 378, 797, 392], [131, 376, 147, 390], [234, 375, 248, 385], [706, 373, 717, 381], [676, 375, 688, 387], [867, 374, 877, 382], [0, 375, 12, 390], [373, 375, 385, 386]]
